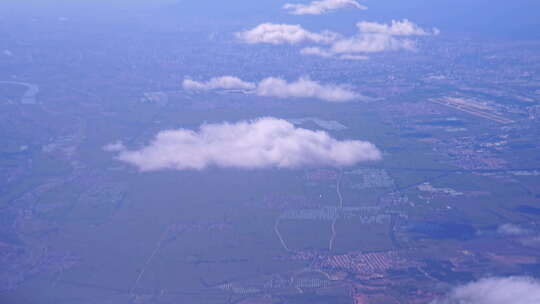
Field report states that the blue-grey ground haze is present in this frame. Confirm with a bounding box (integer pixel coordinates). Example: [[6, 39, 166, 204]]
[[1, 1, 540, 304]]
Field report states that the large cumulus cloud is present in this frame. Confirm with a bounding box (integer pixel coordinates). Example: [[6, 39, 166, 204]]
[[105, 117, 381, 171], [182, 76, 360, 102], [432, 277, 540, 304], [283, 0, 367, 15]]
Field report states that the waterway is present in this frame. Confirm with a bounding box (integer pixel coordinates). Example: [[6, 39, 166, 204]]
[[0, 81, 39, 104]]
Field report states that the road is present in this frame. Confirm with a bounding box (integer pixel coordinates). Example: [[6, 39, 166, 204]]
[[329, 170, 344, 251], [0, 81, 39, 104]]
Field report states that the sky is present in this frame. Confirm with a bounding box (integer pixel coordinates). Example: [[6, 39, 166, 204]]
[[174, 0, 540, 39], [1, 0, 539, 39]]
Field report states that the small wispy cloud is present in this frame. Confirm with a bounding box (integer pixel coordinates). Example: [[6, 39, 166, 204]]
[[356, 19, 439, 36], [183, 76, 255, 90], [497, 223, 531, 236], [235, 23, 339, 45], [102, 141, 126, 152], [497, 223, 540, 247], [183, 76, 360, 102], [328, 33, 417, 54], [283, 0, 367, 15]]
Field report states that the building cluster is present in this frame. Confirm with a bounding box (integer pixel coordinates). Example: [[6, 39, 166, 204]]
[[417, 182, 463, 197], [435, 135, 510, 170], [528, 105, 540, 120], [314, 251, 404, 279], [304, 169, 340, 182], [280, 206, 391, 224], [348, 169, 395, 189]]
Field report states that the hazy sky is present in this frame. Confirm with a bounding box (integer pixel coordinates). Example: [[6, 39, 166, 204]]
[[1, 0, 539, 39]]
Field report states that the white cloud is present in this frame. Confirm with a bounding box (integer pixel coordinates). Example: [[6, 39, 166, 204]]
[[106, 117, 382, 171], [519, 236, 540, 246], [237, 20, 438, 59], [183, 76, 359, 102], [183, 76, 256, 91], [300, 47, 370, 60], [496, 223, 540, 246], [302, 34, 417, 58], [432, 277, 540, 304], [102, 141, 126, 152], [357, 19, 439, 36], [235, 23, 339, 45], [296, 19, 439, 59], [338, 54, 369, 60], [283, 0, 367, 15], [497, 223, 531, 236], [300, 47, 333, 57], [256, 77, 358, 102], [329, 34, 417, 54]]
